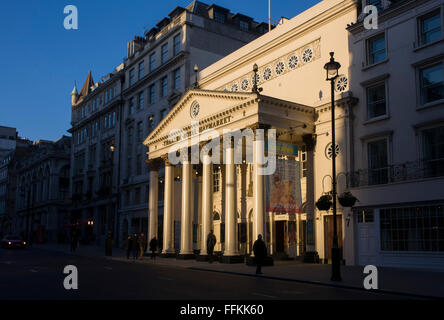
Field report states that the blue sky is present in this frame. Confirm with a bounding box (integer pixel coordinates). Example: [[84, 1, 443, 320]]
[[0, 0, 322, 141]]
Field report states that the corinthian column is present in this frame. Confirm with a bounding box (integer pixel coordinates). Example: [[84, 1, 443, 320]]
[[253, 130, 265, 243], [222, 138, 242, 263], [199, 151, 213, 260], [148, 159, 160, 243], [178, 156, 194, 258], [162, 156, 175, 256]]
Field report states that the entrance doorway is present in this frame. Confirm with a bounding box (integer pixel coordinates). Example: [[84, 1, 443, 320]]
[[324, 215, 343, 261], [275, 221, 285, 253]]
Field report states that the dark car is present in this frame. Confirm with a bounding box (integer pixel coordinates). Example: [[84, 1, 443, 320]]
[[1, 235, 27, 249]]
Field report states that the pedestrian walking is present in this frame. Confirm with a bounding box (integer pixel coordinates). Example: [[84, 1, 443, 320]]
[[206, 230, 217, 263], [125, 235, 132, 259], [253, 234, 267, 275], [105, 231, 113, 256], [138, 232, 146, 259], [149, 236, 158, 260], [132, 233, 139, 260]]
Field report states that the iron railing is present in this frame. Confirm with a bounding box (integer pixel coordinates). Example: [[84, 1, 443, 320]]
[[348, 158, 444, 188]]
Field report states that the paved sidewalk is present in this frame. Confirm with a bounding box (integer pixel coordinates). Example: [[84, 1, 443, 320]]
[[33, 243, 444, 298]]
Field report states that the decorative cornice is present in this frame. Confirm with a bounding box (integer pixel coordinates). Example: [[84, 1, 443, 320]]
[[218, 38, 321, 92], [199, 0, 356, 87]]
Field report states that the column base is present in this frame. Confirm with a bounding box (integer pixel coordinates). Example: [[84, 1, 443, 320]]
[[176, 253, 195, 260], [221, 255, 244, 264], [246, 255, 274, 266], [196, 255, 209, 262], [303, 251, 320, 263], [160, 252, 177, 258]]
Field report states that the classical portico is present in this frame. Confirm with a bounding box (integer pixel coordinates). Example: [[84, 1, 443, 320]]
[[143, 89, 315, 263]]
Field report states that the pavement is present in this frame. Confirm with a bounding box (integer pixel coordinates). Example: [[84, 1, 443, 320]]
[[32, 243, 444, 298], [0, 248, 411, 300]]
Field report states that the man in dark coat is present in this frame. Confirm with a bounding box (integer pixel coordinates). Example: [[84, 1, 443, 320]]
[[132, 233, 139, 260], [125, 235, 132, 259], [149, 237, 158, 260], [206, 230, 217, 263], [253, 234, 267, 275], [105, 231, 113, 256]]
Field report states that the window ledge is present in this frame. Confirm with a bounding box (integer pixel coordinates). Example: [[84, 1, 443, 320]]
[[363, 114, 390, 125], [417, 99, 444, 111], [413, 38, 444, 52], [362, 58, 389, 71]]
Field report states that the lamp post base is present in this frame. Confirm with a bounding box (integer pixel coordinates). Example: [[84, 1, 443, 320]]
[[331, 247, 342, 281]]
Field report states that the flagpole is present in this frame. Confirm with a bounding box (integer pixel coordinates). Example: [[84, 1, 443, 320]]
[[268, 0, 271, 32]]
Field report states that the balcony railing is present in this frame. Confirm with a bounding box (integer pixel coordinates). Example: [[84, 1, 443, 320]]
[[349, 158, 444, 188]]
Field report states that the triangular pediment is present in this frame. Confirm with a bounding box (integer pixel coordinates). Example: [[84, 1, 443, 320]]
[[144, 89, 259, 146]]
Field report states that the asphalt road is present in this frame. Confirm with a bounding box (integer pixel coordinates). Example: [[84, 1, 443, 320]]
[[0, 247, 413, 300]]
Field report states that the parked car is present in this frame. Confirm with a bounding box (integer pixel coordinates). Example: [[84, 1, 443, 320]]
[[1, 235, 27, 249]]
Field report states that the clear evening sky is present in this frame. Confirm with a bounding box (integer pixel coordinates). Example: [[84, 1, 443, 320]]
[[0, 0, 322, 142]]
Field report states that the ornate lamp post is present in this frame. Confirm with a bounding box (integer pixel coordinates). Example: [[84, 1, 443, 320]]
[[106, 141, 115, 256], [324, 52, 342, 281], [194, 64, 199, 89]]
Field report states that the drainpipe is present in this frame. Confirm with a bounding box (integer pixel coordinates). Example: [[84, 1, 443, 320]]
[[115, 74, 124, 248]]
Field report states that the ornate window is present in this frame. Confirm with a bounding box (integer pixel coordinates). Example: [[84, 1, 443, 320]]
[[302, 48, 313, 63], [275, 61, 285, 75], [335, 76, 348, 92], [263, 67, 272, 81], [241, 79, 249, 91], [288, 55, 299, 69], [325, 143, 340, 160]]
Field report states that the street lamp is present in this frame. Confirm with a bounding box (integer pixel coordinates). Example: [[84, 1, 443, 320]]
[[106, 141, 115, 256], [324, 52, 342, 282], [194, 64, 199, 89]]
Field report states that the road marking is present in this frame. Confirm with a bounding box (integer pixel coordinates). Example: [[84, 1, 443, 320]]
[[252, 292, 278, 299], [4, 261, 13, 265], [104, 267, 113, 270], [158, 276, 173, 281], [30, 269, 38, 273]]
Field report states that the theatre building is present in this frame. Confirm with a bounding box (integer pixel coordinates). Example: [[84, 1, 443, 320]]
[[144, 0, 444, 269], [144, 0, 358, 263]]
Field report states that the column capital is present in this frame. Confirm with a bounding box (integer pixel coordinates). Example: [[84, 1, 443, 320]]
[[302, 134, 317, 152], [248, 123, 271, 140], [161, 154, 173, 166], [146, 158, 162, 171]]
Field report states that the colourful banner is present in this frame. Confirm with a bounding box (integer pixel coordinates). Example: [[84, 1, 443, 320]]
[[266, 141, 298, 156], [265, 159, 303, 214]]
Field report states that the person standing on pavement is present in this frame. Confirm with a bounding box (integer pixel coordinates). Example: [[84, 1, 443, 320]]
[[206, 230, 217, 263], [138, 232, 146, 260], [125, 235, 132, 259], [149, 236, 158, 260], [132, 233, 139, 260], [253, 234, 267, 275]]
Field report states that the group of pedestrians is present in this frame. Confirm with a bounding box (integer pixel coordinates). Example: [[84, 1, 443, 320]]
[[206, 229, 268, 275], [125, 232, 147, 260], [124, 230, 268, 274]]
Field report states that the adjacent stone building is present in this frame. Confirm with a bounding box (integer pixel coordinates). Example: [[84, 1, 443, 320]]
[[14, 137, 71, 243], [69, 1, 268, 246]]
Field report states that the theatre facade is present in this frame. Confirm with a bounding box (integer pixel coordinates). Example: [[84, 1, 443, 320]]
[[144, 0, 359, 263]]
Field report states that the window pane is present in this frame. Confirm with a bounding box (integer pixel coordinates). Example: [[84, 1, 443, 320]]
[[421, 64, 444, 104], [369, 35, 386, 64], [367, 84, 386, 118], [421, 12, 442, 45], [423, 126, 444, 177], [368, 139, 388, 184]]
